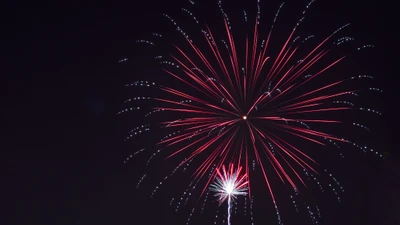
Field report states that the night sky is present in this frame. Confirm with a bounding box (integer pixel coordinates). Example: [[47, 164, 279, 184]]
[[5, 0, 398, 225]]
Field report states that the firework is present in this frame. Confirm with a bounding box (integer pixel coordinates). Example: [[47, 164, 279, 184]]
[[210, 164, 248, 225], [120, 0, 383, 224]]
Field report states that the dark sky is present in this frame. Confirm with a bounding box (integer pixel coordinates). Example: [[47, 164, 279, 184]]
[[5, 0, 398, 225]]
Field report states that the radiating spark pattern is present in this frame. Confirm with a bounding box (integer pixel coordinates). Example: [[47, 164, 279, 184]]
[[210, 164, 248, 225], [210, 164, 248, 204], [121, 0, 384, 224]]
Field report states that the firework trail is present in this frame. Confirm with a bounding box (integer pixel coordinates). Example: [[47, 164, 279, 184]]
[[209, 164, 248, 225], [120, 0, 383, 223]]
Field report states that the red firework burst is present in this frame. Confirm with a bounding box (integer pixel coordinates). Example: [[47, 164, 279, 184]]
[[156, 12, 348, 205], [122, 0, 382, 219]]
